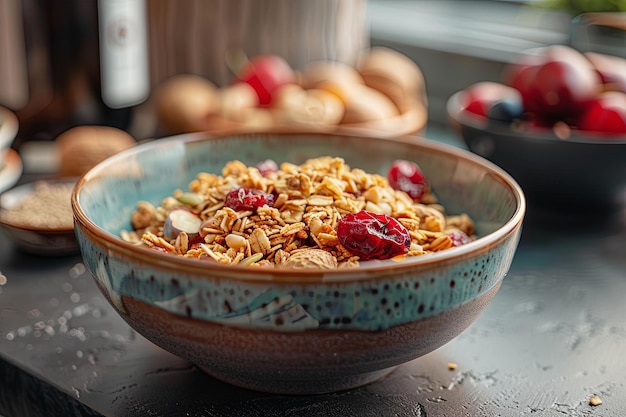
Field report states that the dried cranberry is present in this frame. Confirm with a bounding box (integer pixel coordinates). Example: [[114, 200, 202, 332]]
[[449, 231, 472, 247], [225, 188, 275, 211], [150, 246, 169, 254], [256, 159, 278, 177], [387, 160, 428, 201], [188, 234, 205, 250], [337, 210, 411, 261]]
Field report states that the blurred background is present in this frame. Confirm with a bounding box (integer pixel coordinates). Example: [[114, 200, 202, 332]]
[[370, 0, 624, 127], [0, 0, 623, 153]]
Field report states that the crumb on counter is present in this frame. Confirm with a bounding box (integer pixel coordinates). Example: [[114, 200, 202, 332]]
[[589, 395, 602, 406], [447, 362, 458, 370]]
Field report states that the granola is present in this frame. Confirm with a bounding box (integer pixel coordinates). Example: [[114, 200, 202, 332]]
[[121, 157, 475, 268]]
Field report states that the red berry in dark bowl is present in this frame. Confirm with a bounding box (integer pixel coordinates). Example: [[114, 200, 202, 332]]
[[225, 188, 275, 211], [521, 45, 601, 121], [461, 82, 522, 120], [504, 51, 543, 111], [337, 210, 411, 261], [387, 160, 428, 201], [577, 91, 626, 136]]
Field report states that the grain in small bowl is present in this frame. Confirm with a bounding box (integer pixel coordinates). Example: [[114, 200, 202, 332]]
[[72, 132, 525, 394], [0, 178, 79, 255]]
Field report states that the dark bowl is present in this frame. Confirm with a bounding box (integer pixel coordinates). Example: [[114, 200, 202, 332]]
[[447, 91, 626, 213]]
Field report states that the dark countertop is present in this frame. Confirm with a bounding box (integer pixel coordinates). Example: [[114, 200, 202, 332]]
[[2, 131, 626, 416]]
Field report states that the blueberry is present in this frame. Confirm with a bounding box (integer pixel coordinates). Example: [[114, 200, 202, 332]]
[[488, 98, 524, 123]]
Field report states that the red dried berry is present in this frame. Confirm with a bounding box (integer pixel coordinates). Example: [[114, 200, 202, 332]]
[[225, 188, 275, 211], [188, 234, 205, 250], [449, 231, 472, 247], [387, 160, 428, 201], [337, 210, 411, 261], [150, 246, 169, 254]]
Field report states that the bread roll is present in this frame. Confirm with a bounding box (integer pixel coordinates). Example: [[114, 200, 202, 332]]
[[358, 47, 427, 113], [56, 126, 136, 177], [317, 81, 398, 124], [298, 61, 364, 90], [218, 82, 260, 122], [273, 84, 345, 126], [154, 74, 220, 134]]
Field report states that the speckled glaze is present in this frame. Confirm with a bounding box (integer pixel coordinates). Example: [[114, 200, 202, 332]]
[[72, 132, 525, 394]]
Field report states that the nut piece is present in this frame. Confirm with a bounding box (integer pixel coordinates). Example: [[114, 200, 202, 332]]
[[131, 201, 156, 230], [589, 395, 602, 406], [282, 249, 338, 269], [225, 233, 247, 251]]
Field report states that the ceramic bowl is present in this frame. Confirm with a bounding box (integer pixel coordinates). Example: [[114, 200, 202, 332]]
[[0, 148, 23, 194], [72, 132, 525, 394], [447, 91, 626, 212], [0, 178, 79, 255], [0, 106, 19, 169]]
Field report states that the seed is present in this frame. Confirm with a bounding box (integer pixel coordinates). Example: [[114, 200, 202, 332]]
[[176, 192, 204, 206], [238, 252, 263, 267]]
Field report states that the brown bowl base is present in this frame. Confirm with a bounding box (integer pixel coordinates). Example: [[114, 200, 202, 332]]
[[114, 281, 501, 395]]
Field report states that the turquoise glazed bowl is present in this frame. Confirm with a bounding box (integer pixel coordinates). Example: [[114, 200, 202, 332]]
[[72, 132, 525, 394]]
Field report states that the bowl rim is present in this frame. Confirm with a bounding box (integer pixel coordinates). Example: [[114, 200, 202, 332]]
[[446, 90, 626, 145], [72, 132, 526, 282], [0, 106, 18, 149]]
